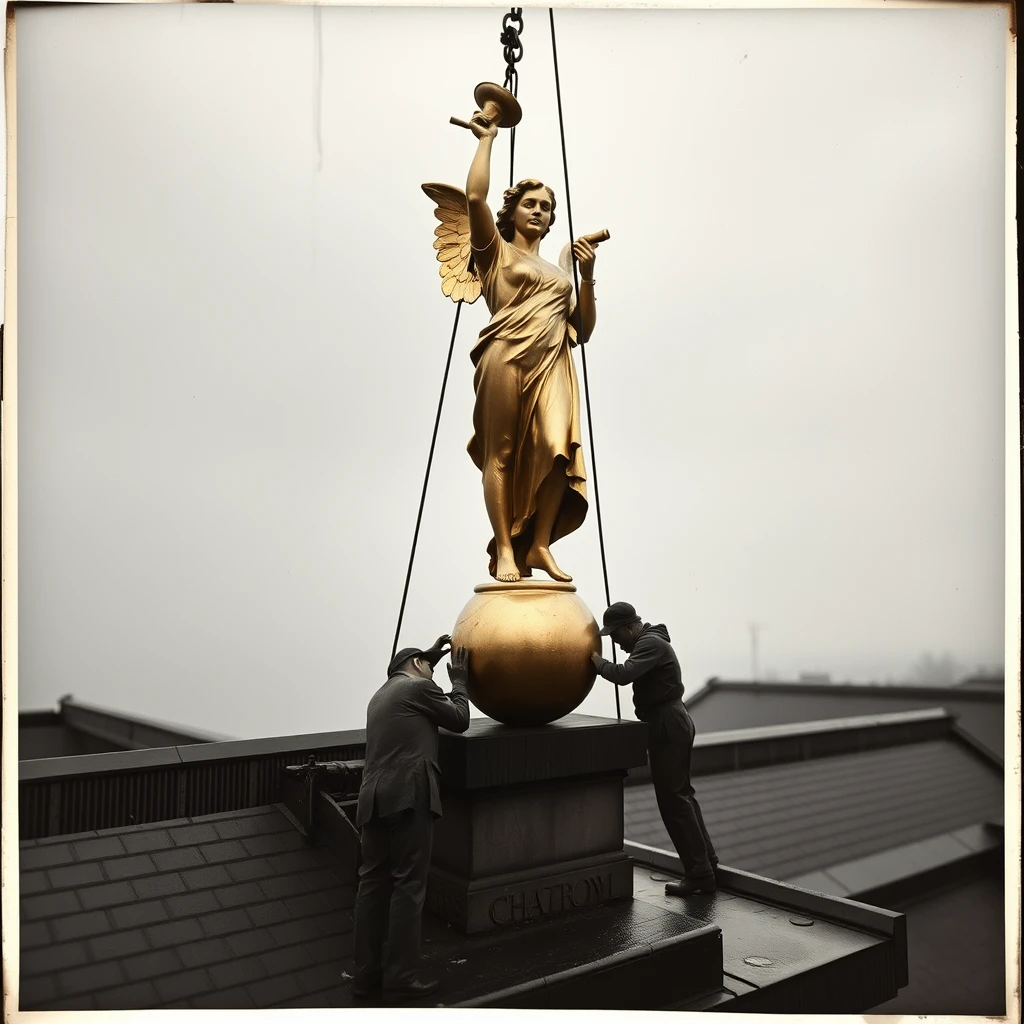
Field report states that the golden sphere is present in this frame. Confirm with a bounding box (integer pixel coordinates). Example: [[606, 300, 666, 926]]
[[452, 581, 601, 726]]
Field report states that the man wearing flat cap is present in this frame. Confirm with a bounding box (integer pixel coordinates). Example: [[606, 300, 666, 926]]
[[592, 602, 719, 897], [352, 636, 471, 1001]]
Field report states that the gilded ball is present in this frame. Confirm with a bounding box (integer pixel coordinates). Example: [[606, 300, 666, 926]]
[[451, 581, 600, 726]]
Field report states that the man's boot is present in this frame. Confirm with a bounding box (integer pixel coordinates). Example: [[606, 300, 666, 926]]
[[665, 872, 717, 897]]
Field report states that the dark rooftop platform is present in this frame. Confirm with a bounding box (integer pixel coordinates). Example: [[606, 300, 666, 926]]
[[19, 804, 905, 1011]]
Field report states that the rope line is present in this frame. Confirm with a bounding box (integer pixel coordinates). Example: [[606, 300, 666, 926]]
[[391, 299, 464, 661], [509, 77, 518, 189], [548, 8, 621, 720]]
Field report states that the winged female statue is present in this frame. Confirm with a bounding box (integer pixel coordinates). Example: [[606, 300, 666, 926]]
[[422, 106, 604, 584]]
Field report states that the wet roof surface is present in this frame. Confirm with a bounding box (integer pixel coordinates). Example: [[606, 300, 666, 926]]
[[624, 736, 1004, 881], [20, 804, 891, 1010]]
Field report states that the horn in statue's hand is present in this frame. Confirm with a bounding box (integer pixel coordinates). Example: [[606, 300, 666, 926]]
[[450, 81, 522, 131]]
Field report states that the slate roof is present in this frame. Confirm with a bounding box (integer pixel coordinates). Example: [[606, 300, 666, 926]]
[[624, 735, 1003, 883], [686, 680, 1005, 759], [19, 805, 354, 1009]]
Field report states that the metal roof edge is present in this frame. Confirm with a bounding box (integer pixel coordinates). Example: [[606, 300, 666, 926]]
[[19, 728, 368, 781], [694, 706, 953, 749], [624, 839, 907, 956], [704, 679, 1005, 702], [949, 720, 1005, 769], [624, 708, 983, 785], [19, 743, 186, 780], [786, 822, 1004, 905]]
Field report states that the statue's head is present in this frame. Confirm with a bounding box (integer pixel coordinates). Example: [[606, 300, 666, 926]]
[[497, 179, 557, 242]]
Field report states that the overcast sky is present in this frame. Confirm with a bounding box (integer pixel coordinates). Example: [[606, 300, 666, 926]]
[[7, 3, 1009, 739]]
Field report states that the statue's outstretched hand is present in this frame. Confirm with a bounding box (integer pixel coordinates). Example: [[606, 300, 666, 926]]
[[469, 111, 499, 140], [573, 236, 599, 279], [448, 647, 470, 687]]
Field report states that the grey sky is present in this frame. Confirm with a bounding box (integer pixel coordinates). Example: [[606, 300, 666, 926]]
[[8, 4, 1009, 739]]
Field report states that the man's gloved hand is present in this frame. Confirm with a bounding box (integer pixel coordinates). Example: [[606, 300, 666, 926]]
[[591, 651, 608, 671], [447, 646, 470, 688], [433, 634, 453, 655]]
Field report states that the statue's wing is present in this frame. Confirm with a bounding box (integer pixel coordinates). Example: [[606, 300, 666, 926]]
[[421, 183, 482, 305]]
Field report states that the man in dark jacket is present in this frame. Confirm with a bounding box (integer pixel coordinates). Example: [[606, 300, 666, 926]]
[[352, 636, 471, 1001], [591, 602, 719, 896]]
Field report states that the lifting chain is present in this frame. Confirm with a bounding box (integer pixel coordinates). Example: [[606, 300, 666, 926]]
[[500, 8, 524, 187], [500, 8, 524, 98]]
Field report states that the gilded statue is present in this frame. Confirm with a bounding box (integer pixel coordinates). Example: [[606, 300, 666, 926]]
[[423, 90, 606, 584]]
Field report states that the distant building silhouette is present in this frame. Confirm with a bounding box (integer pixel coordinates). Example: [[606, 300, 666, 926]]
[[686, 676, 1005, 760], [18, 696, 229, 760]]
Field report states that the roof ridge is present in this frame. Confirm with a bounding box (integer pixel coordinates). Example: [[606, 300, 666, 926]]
[[695, 706, 951, 749], [701, 679, 1004, 702]]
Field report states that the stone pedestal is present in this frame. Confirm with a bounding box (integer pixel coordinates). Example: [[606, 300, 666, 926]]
[[426, 714, 648, 934]]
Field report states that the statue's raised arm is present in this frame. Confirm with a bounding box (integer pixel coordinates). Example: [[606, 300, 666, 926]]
[[465, 113, 500, 274]]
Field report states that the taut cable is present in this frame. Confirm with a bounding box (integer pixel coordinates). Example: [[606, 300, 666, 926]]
[[391, 300, 463, 661], [548, 8, 621, 720]]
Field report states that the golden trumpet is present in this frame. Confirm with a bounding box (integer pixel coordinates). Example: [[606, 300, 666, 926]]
[[450, 81, 523, 132]]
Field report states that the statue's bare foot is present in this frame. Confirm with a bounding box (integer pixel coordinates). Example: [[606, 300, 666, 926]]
[[525, 545, 572, 582], [495, 553, 521, 583]]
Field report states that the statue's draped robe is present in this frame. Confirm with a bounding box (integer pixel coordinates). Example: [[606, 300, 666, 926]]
[[468, 233, 588, 577]]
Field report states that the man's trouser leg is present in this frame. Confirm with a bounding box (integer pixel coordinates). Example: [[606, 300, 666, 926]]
[[648, 703, 715, 878], [693, 793, 719, 866], [353, 817, 393, 987], [382, 805, 434, 988]]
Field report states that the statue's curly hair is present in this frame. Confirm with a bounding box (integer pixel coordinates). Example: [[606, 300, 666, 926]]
[[495, 179, 557, 241]]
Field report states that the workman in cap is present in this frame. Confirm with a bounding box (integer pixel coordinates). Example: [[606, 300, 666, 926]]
[[352, 635, 471, 1002], [591, 602, 719, 896]]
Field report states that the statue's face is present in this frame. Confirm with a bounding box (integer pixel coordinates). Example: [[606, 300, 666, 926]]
[[514, 188, 553, 240]]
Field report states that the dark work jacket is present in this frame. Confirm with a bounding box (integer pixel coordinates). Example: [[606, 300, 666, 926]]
[[355, 671, 470, 827], [594, 623, 685, 720]]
